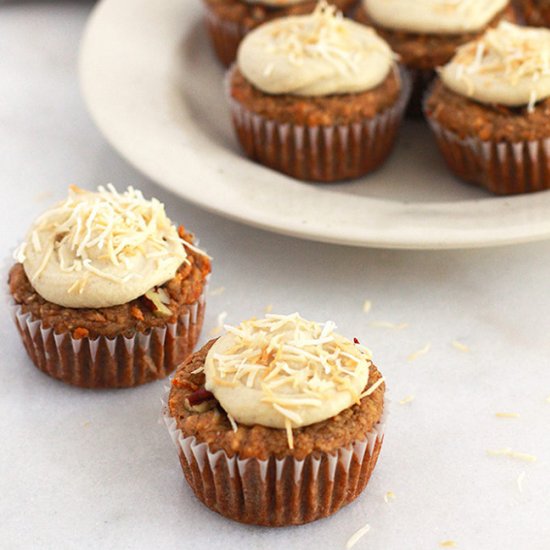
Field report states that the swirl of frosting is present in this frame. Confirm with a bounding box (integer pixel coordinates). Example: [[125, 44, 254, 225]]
[[440, 22, 550, 110], [15, 185, 190, 308], [363, 0, 508, 34], [237, 3, 393, 96], [204, 313, 382, 448]]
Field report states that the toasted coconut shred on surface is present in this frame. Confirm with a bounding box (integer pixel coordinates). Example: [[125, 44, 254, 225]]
[[486, 448, 537, 462], [407, 342, 431, 362], [399, 395, 415, 405], [346, 522, 371, 549], [451, 340, 470, 353], [208, 313, 380, 449], [495, 412, 520, 419]]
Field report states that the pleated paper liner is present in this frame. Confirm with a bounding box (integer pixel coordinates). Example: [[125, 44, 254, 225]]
[[226, 67, 411, 183], [204, 6, 245, 67], [426, 116, 550, 195], [164, 402, 387, 526], [8, 281, 207, 389]]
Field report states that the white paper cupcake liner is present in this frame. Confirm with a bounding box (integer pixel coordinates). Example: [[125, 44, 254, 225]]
[[6, 263, 208, 388], [163, 397, 387, 526], [426, 116, 550, 195], [226, 67, 411, 182]]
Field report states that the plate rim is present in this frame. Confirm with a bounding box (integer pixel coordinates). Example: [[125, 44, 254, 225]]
[[79, 0, 550, 250]]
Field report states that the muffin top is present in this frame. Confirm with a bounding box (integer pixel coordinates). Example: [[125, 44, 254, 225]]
[[440, 22, 550, 110], [14, 185, 197, 309], [237, 1, 394, 96], [203, 313, 381, 448], [363, 0, 508, 34]]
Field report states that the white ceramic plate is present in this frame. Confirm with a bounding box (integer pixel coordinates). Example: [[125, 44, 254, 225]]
[[79, 0, 550, 249]]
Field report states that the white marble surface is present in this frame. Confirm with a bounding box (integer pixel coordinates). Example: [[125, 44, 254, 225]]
[[1, 3, 550, 549]]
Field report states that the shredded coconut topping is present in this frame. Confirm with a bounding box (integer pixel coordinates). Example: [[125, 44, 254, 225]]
[[14, 185, 209, 308], [264, 2, 376, 73], [238, 1, 394, 96], [16, 185, 196, 286], [442, 22, 550, 111], [205, 313, 378, 448]]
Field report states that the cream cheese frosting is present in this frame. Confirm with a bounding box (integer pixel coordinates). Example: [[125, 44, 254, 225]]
[[237, 2, 394, 96], [363, 0, 508, 34], [204, 313, 382, 448], [15, 185, 191, 308], [440, 22, 550, 110]]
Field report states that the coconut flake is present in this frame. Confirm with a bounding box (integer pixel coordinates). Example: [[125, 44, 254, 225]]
[[346, 523, 371, 549], [487, 448, 537, 462], [451, 340, 470, 353], [407, 343, 431, 362]]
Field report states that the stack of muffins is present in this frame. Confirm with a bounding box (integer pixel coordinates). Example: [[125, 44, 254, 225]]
[[202, 0, 550, 195]]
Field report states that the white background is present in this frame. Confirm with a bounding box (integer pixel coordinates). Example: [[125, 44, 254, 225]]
[[1, 2, 549, 549]]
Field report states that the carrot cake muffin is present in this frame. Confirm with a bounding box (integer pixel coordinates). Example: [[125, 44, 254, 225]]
[[519, 0, 550, 25], [424, 22, 550, 195], [8, 185, 211, 388], [355, 0, 515, 115], [227, 2, 410, 182], [204, 0, 357, 66], [165, 313, 386, 526]]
